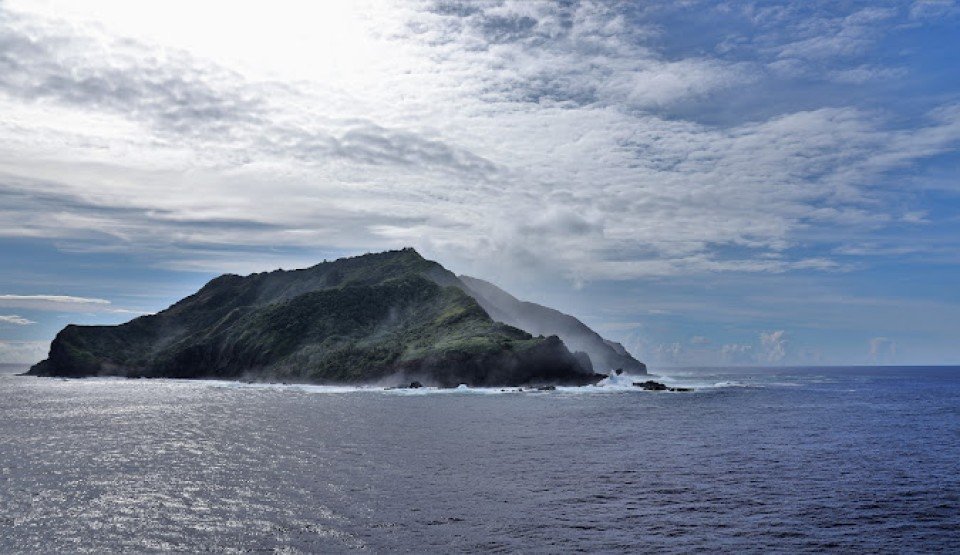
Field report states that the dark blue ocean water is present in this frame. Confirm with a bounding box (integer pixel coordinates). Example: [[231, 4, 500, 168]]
[[1, 364, 958, 552]]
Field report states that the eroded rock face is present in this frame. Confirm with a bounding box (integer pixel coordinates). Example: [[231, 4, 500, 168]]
[[29, 249, 605, 387]]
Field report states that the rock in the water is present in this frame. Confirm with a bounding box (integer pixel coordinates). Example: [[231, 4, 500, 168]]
[[409, 381, 423, 389], [536, 385, 556, 391], [632, 380, 692, 392]]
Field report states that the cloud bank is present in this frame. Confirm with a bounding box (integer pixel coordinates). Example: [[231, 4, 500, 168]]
[[0, 1, 956, 282]]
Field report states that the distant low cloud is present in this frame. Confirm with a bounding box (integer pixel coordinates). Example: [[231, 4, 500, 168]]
[[0, 340, 49, 364], [759, 330, 788, 364], [721, 343, 754, 365], [869, 337, 897, 363], [652, 342, 684, 365]]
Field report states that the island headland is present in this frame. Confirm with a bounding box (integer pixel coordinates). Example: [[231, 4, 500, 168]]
[[28, 248, 646, 387]]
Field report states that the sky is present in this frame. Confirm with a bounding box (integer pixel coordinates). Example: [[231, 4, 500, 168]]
[[0, 0, 958, 367]]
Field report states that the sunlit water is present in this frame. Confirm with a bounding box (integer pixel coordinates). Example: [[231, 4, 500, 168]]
[[1, 364, 958, 552]]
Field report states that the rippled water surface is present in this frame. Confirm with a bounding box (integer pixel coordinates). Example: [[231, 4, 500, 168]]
[[2, 364, 959, 552]]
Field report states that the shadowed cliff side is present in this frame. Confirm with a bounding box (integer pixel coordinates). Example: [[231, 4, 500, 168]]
[[457, 275, 647, 374]]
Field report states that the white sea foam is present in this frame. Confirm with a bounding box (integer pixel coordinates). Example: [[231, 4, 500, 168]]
[[234, 373, 716, 396], [51, 372, 755, 395]]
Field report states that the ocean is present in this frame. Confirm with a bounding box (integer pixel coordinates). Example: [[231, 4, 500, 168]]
[[1, 364, 958, 552]]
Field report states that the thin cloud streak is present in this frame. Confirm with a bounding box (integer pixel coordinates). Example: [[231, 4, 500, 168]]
[[0, 294, 114, 313], [0, 295, 110, 304], [0, 314, 35, 325]]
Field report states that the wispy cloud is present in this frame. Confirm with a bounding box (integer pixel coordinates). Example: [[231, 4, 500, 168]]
[[0, 314, 35, 325], [0, 295, 110, 304], [869, 336, 897, 363], [827, 65, 907, 84], [0, 294, 113, 312], [773, 7, 897, 62], [909, 0, 960, 20]]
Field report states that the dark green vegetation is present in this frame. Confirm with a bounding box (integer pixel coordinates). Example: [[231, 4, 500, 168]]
[[29, 249, 610, 387], [458, 276, 646, 374]]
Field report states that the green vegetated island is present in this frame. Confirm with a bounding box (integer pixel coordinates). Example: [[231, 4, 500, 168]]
[[28, 248, 646, 387]]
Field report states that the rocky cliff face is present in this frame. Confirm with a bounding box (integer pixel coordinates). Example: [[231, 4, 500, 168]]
[[457, 275, 647, 374], [29, 249, 605, 387]]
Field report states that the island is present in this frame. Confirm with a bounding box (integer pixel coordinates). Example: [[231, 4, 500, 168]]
[[28, 248, 646, 387]]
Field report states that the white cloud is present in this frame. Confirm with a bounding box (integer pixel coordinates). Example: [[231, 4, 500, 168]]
[[901, 211, 930, 224], [869, 337, 897, 363], [759, 330, 788, 363], [834, 243, 924, 257], [0, 295, 113, 312], [0, 314, 35, 325], [773, 7, 898, 62], [910, 1, 960, 20]]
